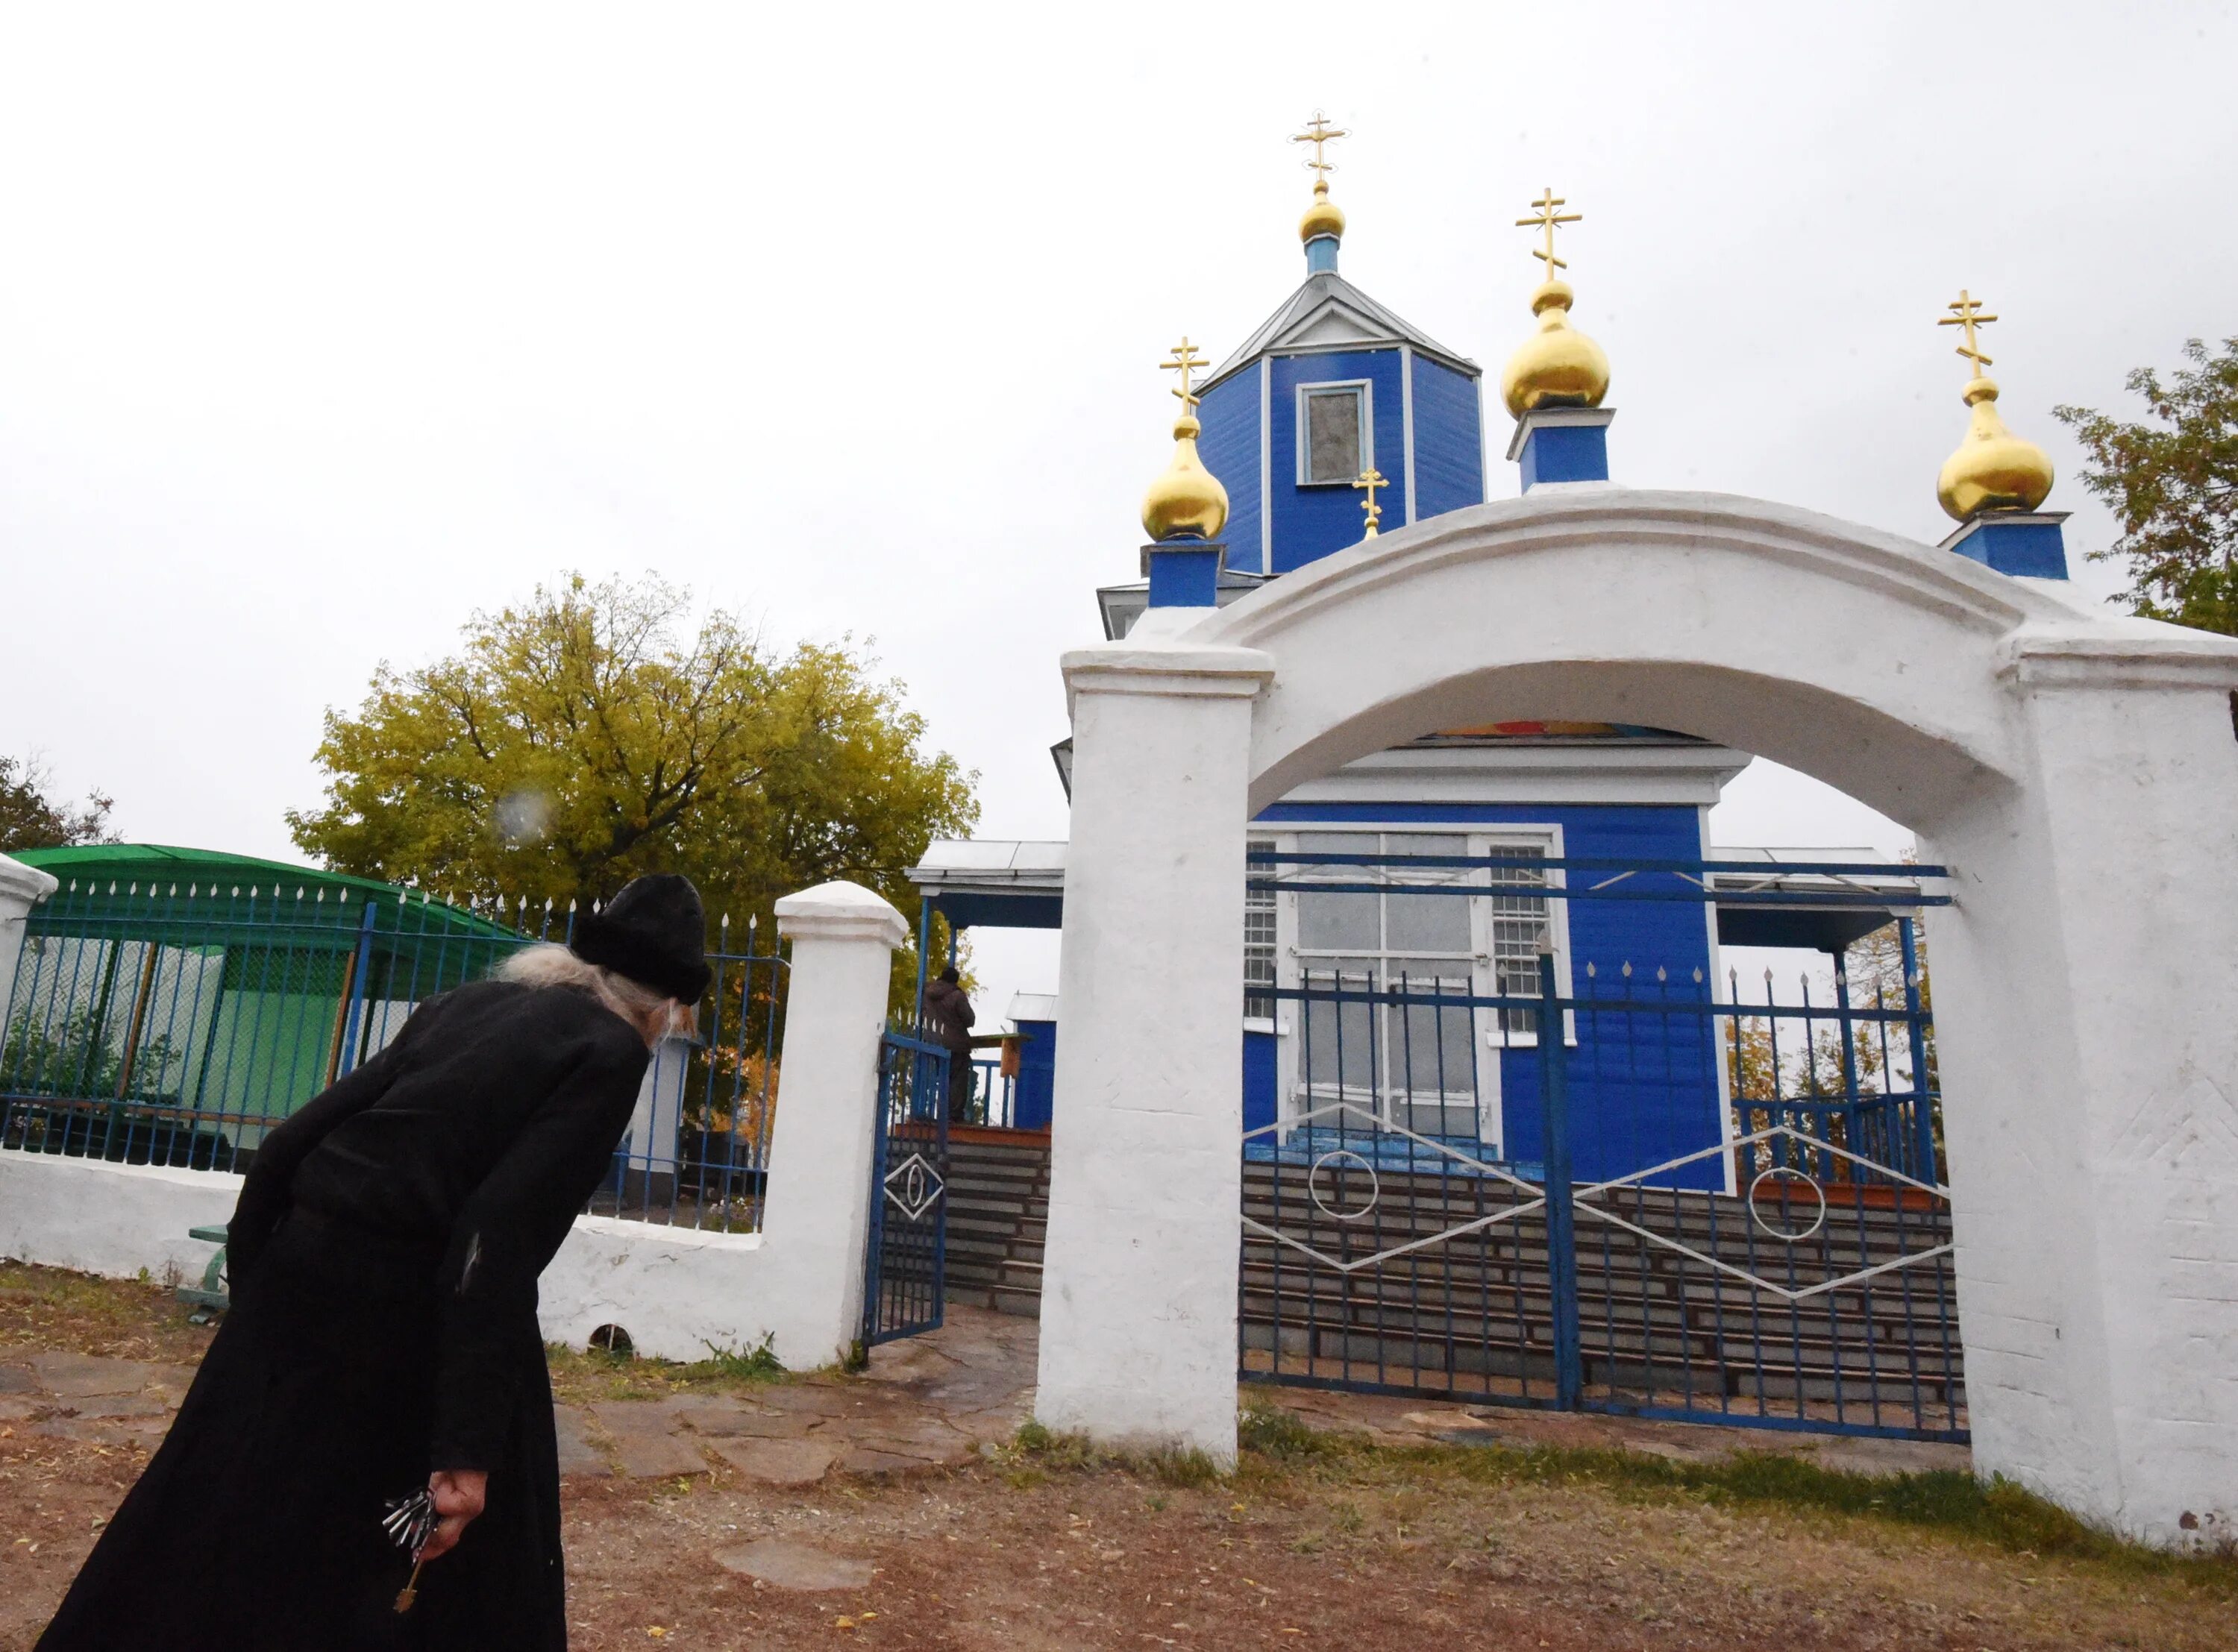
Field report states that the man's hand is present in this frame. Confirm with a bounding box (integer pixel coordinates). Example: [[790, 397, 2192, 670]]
[[419, 1469, 488, 1561]]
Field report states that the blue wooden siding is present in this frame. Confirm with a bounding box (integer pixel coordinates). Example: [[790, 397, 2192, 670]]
[[1268, 349, 1408, 572], [1012, 1015, 1057, 1131], [1195, 371, 1261, 572], [1250, 800, 1725, 1190], [1243, 1028, 1278, 1134], [1410, 357, 1486, 520]]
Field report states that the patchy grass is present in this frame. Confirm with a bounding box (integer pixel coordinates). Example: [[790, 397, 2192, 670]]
[[543, 1334, 790, 1404], [0, 1260, 216, 1364], [1228, 1398, 2238, 1598]]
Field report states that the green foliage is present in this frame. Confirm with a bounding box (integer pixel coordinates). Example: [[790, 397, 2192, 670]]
[[0, 754, 116, 852], [2, 1008, 180, 1101], [543, 1332, 794, 1404], [698, 1334, 784, 1382], [2054, 336, 2238, 636], [1238, 1398, 1326, 1458], [286, 574, 979, 994]]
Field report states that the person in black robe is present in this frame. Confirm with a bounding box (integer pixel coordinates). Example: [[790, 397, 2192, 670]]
[[37, 873, 714, 1652]]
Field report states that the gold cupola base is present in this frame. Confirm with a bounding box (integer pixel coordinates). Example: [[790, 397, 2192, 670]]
[[1141, 412, 1231, 542], [1937, 377, 2054, 521], [1500, 279, 1611, 418]]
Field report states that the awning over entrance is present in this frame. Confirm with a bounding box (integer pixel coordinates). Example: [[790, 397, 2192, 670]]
[[904, 840, 1067, 932], [1705, 847, 1929, 952], [906, 838, 1929, 952]]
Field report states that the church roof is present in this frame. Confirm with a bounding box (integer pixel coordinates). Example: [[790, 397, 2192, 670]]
[[1202, 270, 1479, 393]]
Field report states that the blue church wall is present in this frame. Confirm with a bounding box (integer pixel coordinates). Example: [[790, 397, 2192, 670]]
[[1195, 370, 1262, 573], [1267, 349, 1408, 571], [1012, 1015, 1058, 1131], [1243, 1029, 1279, 1135], [1248, 799, 1727, 1191], [1409, 357, 1487, 520]]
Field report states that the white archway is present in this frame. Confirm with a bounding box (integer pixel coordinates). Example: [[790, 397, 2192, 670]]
[[1037, 489, 2238, 1545]]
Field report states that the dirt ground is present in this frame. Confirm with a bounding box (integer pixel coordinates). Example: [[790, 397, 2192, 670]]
[[4, 1263, 2234, 1651]]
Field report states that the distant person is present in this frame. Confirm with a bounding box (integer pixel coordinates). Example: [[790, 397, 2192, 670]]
[[37, 876, 712, 1652], [923, 963, 977, 1120]]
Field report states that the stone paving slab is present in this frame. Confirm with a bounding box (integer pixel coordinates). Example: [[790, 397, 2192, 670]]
[[706, 1437, 836, 1486], [554, 1407, 612, 1478], [587, 1404, 712, 1480], [711, 1539, 873, 1592], [0, 1364, 36, 1395], [25, 1351, 161, 1398]]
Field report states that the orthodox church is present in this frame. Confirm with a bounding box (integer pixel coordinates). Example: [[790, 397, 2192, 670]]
[[909, 116, 2051, 1190]]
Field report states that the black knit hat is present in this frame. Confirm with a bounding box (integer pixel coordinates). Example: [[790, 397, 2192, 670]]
[[569, 874, 712, 1002]]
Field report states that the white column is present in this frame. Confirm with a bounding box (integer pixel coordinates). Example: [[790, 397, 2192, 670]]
[[1035, 636, 1273, 1463], [755, 880, 909, 1370], [0, 853, 58, 1042], [1925, 645, 2238, 1546]]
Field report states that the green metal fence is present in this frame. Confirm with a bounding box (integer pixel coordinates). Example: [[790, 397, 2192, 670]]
[[0, 873, 787, 1229]]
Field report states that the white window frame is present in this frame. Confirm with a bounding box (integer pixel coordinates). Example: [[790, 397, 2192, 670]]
[[1294, 380, 1373, 487], [1256, 823, 1573, 1154]]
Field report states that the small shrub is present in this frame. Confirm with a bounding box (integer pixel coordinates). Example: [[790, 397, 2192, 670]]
[[697, 1336, 783, 1382], [1147, 1448, 1221, 1489], [1238, 1401, 1323, 1459]]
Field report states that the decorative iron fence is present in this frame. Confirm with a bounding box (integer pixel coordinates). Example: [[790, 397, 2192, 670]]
[[1240, 848, 1963, 1442], [862, 1028, 950, 1345], [0, 876, 786, 1231], [1244, 958, 1963, 1441]]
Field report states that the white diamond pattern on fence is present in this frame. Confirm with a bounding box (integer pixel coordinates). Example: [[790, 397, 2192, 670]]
[[882, 1151, 944, 1223], [1573, 1124, 1954, 1304], [1240, 1100, 1546, 1276]]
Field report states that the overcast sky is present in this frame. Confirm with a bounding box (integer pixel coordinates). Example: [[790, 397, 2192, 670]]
[[1, 3, 2231, 1015]]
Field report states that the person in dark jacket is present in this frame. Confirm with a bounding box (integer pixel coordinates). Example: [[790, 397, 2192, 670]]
[[922, 964, 977, 1120], [37, 874, 712, 1652]]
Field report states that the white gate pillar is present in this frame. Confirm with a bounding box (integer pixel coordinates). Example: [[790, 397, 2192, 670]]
[[0, 853, 58, 1037], [1925, 643, 2238, 1546], [756, 879, 909, 1369], [1035, 635, 1273, 1463]]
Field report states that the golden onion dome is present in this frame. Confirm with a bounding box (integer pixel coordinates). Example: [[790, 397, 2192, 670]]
[[1499, 279, 1611, 418], [1141, 412, 1231, 541], [1937, 377, 2054, 521], [1300, 181, 1345, 245]]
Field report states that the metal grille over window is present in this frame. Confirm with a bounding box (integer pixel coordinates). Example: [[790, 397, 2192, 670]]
[[1487, 847, 1550, 1039], [1303, 387, 1364, 484], [1244, 838, 1277, 1019]]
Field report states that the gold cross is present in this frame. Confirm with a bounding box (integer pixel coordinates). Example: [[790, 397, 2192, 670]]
[[1516, 186, 1582, 275], [1291, 110, 1349, 182], [1938, 289, 1997, 377], [1162, 336, 1211, 412], [1355, 468, 1389, 536]]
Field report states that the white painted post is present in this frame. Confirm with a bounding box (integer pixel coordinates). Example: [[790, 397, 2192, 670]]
[[1035, 635, 1273, 1464], [0, 852, 58, 1041], [754, 880, 909, 1370], [1925, 647, 2238, 1547]]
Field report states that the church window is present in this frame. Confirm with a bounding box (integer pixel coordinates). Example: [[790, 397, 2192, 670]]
[[1298, 383, 1370, 485], [1244, 836, 1278, 1020], [1485, 847, 1552, 1040]]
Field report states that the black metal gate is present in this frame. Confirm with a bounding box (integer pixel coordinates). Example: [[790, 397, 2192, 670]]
[[1240, 849, 1965, 1444], [862, 1028, 950, 1345]]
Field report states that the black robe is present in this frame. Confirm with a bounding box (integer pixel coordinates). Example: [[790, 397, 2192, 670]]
[[37, 979, 651, 1652]]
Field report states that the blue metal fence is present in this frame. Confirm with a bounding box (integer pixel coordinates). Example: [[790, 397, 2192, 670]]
[[862, 1028, 950, 1345], [1240, 849, 1963, 1442], [0, 876, 786, 1231]]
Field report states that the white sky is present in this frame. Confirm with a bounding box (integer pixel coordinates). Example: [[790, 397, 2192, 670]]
[[2, 3, 2231, 1019]]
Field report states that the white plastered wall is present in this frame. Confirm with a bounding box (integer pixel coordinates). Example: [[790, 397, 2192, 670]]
[[1040, 489, 2238, 1545]]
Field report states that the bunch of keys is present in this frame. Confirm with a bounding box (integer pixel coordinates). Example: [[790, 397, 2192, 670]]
[[382, 1488, 438, 1613]]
